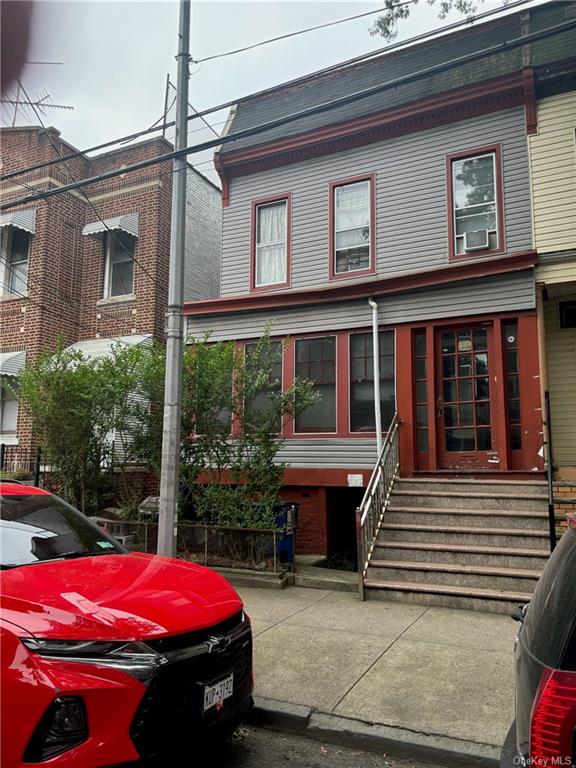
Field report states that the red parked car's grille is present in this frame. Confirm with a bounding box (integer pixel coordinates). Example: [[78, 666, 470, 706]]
[[130, 622, 252, 759]]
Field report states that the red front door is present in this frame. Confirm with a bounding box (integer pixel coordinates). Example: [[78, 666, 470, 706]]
[[436, 326, 496, 469]]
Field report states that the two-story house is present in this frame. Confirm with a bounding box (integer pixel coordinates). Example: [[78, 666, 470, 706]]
[[0, 125, 221, 451], [185, 2, 575, 609]]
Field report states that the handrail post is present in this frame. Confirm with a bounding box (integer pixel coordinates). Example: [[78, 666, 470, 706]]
[[544, 391, 557, 552], [356, 506, 365, 601]]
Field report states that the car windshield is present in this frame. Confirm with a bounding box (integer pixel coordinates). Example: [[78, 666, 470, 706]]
[[0, 492, 125, 568]]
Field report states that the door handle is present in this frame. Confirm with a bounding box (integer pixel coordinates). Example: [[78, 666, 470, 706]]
[[436, 397, 444, 417]]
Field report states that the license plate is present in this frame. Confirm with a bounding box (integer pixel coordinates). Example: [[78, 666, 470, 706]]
[[203, 673, 234, 712]]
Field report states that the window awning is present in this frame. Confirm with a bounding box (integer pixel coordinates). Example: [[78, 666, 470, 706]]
[[0, 350, 26, 377], [0, 209, 36, 234], [82, 213, 139, 239], [64, 334, 151, 360]]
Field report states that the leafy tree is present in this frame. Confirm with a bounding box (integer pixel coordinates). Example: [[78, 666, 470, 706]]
[[371, 0, 480, 40]]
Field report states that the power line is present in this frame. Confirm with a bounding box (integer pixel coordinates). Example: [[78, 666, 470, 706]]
[[0, 0, 536, 184], [2, 14, 575, 214], [16, 82, 163, 292], [190, 3, 413, 64]]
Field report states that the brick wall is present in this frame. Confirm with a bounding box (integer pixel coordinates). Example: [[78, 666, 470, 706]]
[[280, 485, 328, 555], [555, 482, 576, 538], [1, 126, 220, 449]]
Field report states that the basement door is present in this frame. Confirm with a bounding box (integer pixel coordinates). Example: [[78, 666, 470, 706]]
[[435, 326, 496, 469]]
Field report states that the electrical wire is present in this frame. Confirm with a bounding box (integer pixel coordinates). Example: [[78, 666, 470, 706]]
[[16, 82, 162, 291], [190, 3, 414, 64], [2, 14, 575, 214], [0, 0, 537, 184]]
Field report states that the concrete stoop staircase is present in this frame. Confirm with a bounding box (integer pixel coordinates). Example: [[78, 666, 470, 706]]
[[365, 478, 551, 614]]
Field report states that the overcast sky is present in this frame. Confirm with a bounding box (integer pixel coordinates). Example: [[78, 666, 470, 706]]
[[4, 0, 543, 177]]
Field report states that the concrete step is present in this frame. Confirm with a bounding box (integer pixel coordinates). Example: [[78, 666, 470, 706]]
[[390, 489, 547, 512], [394, 478, 547, 496], [373, 541, 550, 569], [367, 559, 541, 592], [364, 580, 532, 615], [386, 505, 551, 531], [379, 522, 549, 549]]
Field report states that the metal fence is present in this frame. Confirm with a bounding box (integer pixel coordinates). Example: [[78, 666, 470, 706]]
[[0, 444, 42, 486], [91, 517, 288, 573]]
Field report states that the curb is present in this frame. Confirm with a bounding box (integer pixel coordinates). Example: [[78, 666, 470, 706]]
[[248, 696, 500, 768]]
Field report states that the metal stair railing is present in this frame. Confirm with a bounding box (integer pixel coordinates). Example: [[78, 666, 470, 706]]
[[355, 412, 400, 600]]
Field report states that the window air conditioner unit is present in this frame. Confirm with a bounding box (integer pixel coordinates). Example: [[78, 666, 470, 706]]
[[464, 229, 490, 251]]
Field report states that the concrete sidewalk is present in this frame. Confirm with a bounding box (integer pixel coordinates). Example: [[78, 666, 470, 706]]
[[238, 586, 518, 764]]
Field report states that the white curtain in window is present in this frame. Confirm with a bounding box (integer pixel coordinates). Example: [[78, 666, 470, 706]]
[[256, 202, 286, 285]]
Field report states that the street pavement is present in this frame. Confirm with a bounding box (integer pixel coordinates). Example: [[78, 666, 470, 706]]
[[238, 586, 518, 755], [194, 727, 452, 768]]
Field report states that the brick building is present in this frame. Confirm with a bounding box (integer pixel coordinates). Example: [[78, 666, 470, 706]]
[[0, 125, 221, 447]]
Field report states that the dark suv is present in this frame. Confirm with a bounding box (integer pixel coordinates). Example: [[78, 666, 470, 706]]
[[501, 513, 576, 767]]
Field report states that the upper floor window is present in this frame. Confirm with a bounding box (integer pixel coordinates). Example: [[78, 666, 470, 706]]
[[295, 336, 336, 433], [350, 331, 395, 432], [253, 198, 289, 289], [104, 231, 135, 298], [449, 147, 503, 258], [1, 226, 30, 296], [331, 176, 374, 278]]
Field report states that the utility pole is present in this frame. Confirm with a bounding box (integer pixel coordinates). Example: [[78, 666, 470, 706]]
[[157, 0, 190, 557]]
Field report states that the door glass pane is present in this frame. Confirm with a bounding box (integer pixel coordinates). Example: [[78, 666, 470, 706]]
[[477, 428, 492, 450], [506, 350, 518, 374], [457, 330, 472, 352], [475, 353, 488, 375], [507, 376, 520, 399], [444, 405, 458, 427], [442, 356, 455, 378], [446, 428, 475, 452], [415, 358, 426, 379], [417, 429, 428, 451], [459, 379, 472, 401], [459, 403, 474, 426], [473, 328, 487, 350], [475, 378, 489, 401], [476, 402, 491, 425], [416, 405, 428, 427], [416, 382, 427, 404], [443, 380, 457, 403], [441, 332, 455, 354], [457, 354, 472, 376]]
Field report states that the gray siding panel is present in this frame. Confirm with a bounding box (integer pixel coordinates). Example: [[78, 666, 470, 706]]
[[221, 108, 532, 296], [188, 270, 535, 341], [276, 439, 377, 470]]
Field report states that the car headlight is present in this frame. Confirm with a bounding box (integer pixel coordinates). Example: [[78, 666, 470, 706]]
[[20, 638, 164, 683]]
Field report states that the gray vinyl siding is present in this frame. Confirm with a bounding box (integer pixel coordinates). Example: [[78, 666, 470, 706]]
[[276, 439, 377, 469], [187, 269, 535, 341], [184, 168, 222, 301], [221, 107, 532, 296]]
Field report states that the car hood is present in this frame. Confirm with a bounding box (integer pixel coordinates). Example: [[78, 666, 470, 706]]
[[1, 553, 243, 641]]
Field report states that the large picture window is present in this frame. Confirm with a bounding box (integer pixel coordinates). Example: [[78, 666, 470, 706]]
[[350, 331, 395, 432], [245, 340, 282, 432], [254, 199, 288, 288], [332, 178, 372, 276], [104, 231, 135, 298], [1, 226, 30, 295], [450, 149, 501, 257], [295, 336, 336, 433]]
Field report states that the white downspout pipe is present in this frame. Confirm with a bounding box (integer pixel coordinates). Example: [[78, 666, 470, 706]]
[[368, 299, 382, 456]]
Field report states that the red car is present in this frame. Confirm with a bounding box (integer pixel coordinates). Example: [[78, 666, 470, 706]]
[[0, 481, 253, 767]]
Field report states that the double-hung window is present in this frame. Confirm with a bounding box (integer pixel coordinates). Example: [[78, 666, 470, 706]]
[[104, 231, 135, 298], [450, 149, 501, 257], [245, 340, 283, 432], [1, 226, 30, 295], [350, 331, 395, 432], [332, 177, 373, 276], [295, 336, 336, 433], [253, 198, 288, 288]]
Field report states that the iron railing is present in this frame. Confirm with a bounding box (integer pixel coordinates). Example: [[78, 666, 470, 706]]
[[356, 412, 400, 600], [544, 390, 557, 552], [0, 444, 42, 487]]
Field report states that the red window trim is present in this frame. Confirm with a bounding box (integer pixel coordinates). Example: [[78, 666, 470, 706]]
[[249, 193, 292, 293], [348, 329, 396, 435], [446, 144, 506, 262], [329, 173, 376, 281]]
